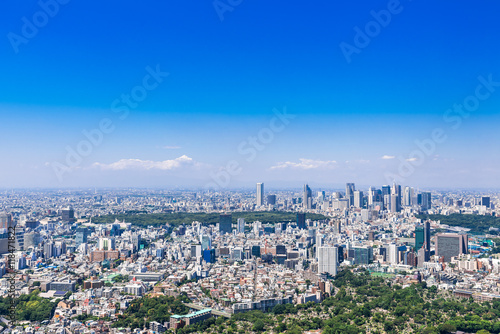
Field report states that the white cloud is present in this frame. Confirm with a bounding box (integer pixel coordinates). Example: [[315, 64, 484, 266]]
[[406, 157, 418, 162], [92, 155, 200, 171], [381, 155, 395, 160], [270, 158, 337, 170]]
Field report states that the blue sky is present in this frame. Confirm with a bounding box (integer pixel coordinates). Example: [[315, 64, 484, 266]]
[[0, 0, 499, 189]]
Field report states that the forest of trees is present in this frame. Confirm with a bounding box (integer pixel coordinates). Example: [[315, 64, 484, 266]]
[[0, 291, 57, 322], [92, 211, 328, 228], [112, 294, 191, 329], [416, 213, 500, 234]]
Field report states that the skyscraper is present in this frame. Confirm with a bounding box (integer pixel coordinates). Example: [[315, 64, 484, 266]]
[[297, 213, 306, 230], [367, 187, 376, 206], [390, 183, 401, 212], [404, 186, 413, 206], [201, 235, 212, 251], [424, 221, 430, 251], [435, 233, 468, 262], [481, 196, 491, 208], [303, 184, 312, 209], [421, 192, 432, 210], [414, 227, 424, 251], [353, 190, 363, 208], [76, 227, 90, 246], [318, 246, 338, 276], [256, 183, 264, 206], [266, 194, 276, 206], [346, 183, 355, 207], [219, 214, 232, 234], [237, 218, 245, 234]]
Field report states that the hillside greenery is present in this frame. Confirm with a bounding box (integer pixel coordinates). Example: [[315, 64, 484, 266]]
[[0, 290, 57, 322], [416, 213, 500, 235], [173, 269, 500, 334], [113, 294, 191, 329], [92, 211, 328, 227]]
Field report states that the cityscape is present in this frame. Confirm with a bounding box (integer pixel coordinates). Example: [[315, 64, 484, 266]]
[[1, 184, 500, 333]]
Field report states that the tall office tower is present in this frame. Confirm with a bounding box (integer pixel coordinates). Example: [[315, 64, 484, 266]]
[[421, 192, 432, 210], [390, 183, 402, 212], [201, 235, 211, 251], [191, 244, 202, 258], [0, 212, 13, 230], [382, 185, 391, 196], [414, 227, 424, 251], [219, 214, 232, 235], [391, 182, 401, 196], [388, 243, 398, 264], [435, 233, 468, 262], [267, 194, 276, 206], [417, 247, 427, 267], [317, 191, 326, 203], [390, 194, 401, 212], [256, 183, 264, 206], [297, 213, 306, 230], [131, 234, 141, 253], [481, 196, 491, 208], [253, 221, 262, 236], [303, 184, 312, 209], [61, 207, 75, 223], [345, 183, 355, 207], [318, 246, 338, 276], [76, 227, 89, 246], [404, 187, 413, 206], [424, 221, 430, 251], [353, 190, 363, 208], [367, 187, 376, 206], [237, 218, 245, 234], [353, 246, 373, 265]]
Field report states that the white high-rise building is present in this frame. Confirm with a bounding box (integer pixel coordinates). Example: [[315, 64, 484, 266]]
[[388, 243, 398, 265], [318, 246, 338, 276], [237, 218, 245, 234], [256, 183, 264, 206], [99, 237, 116, 251]]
